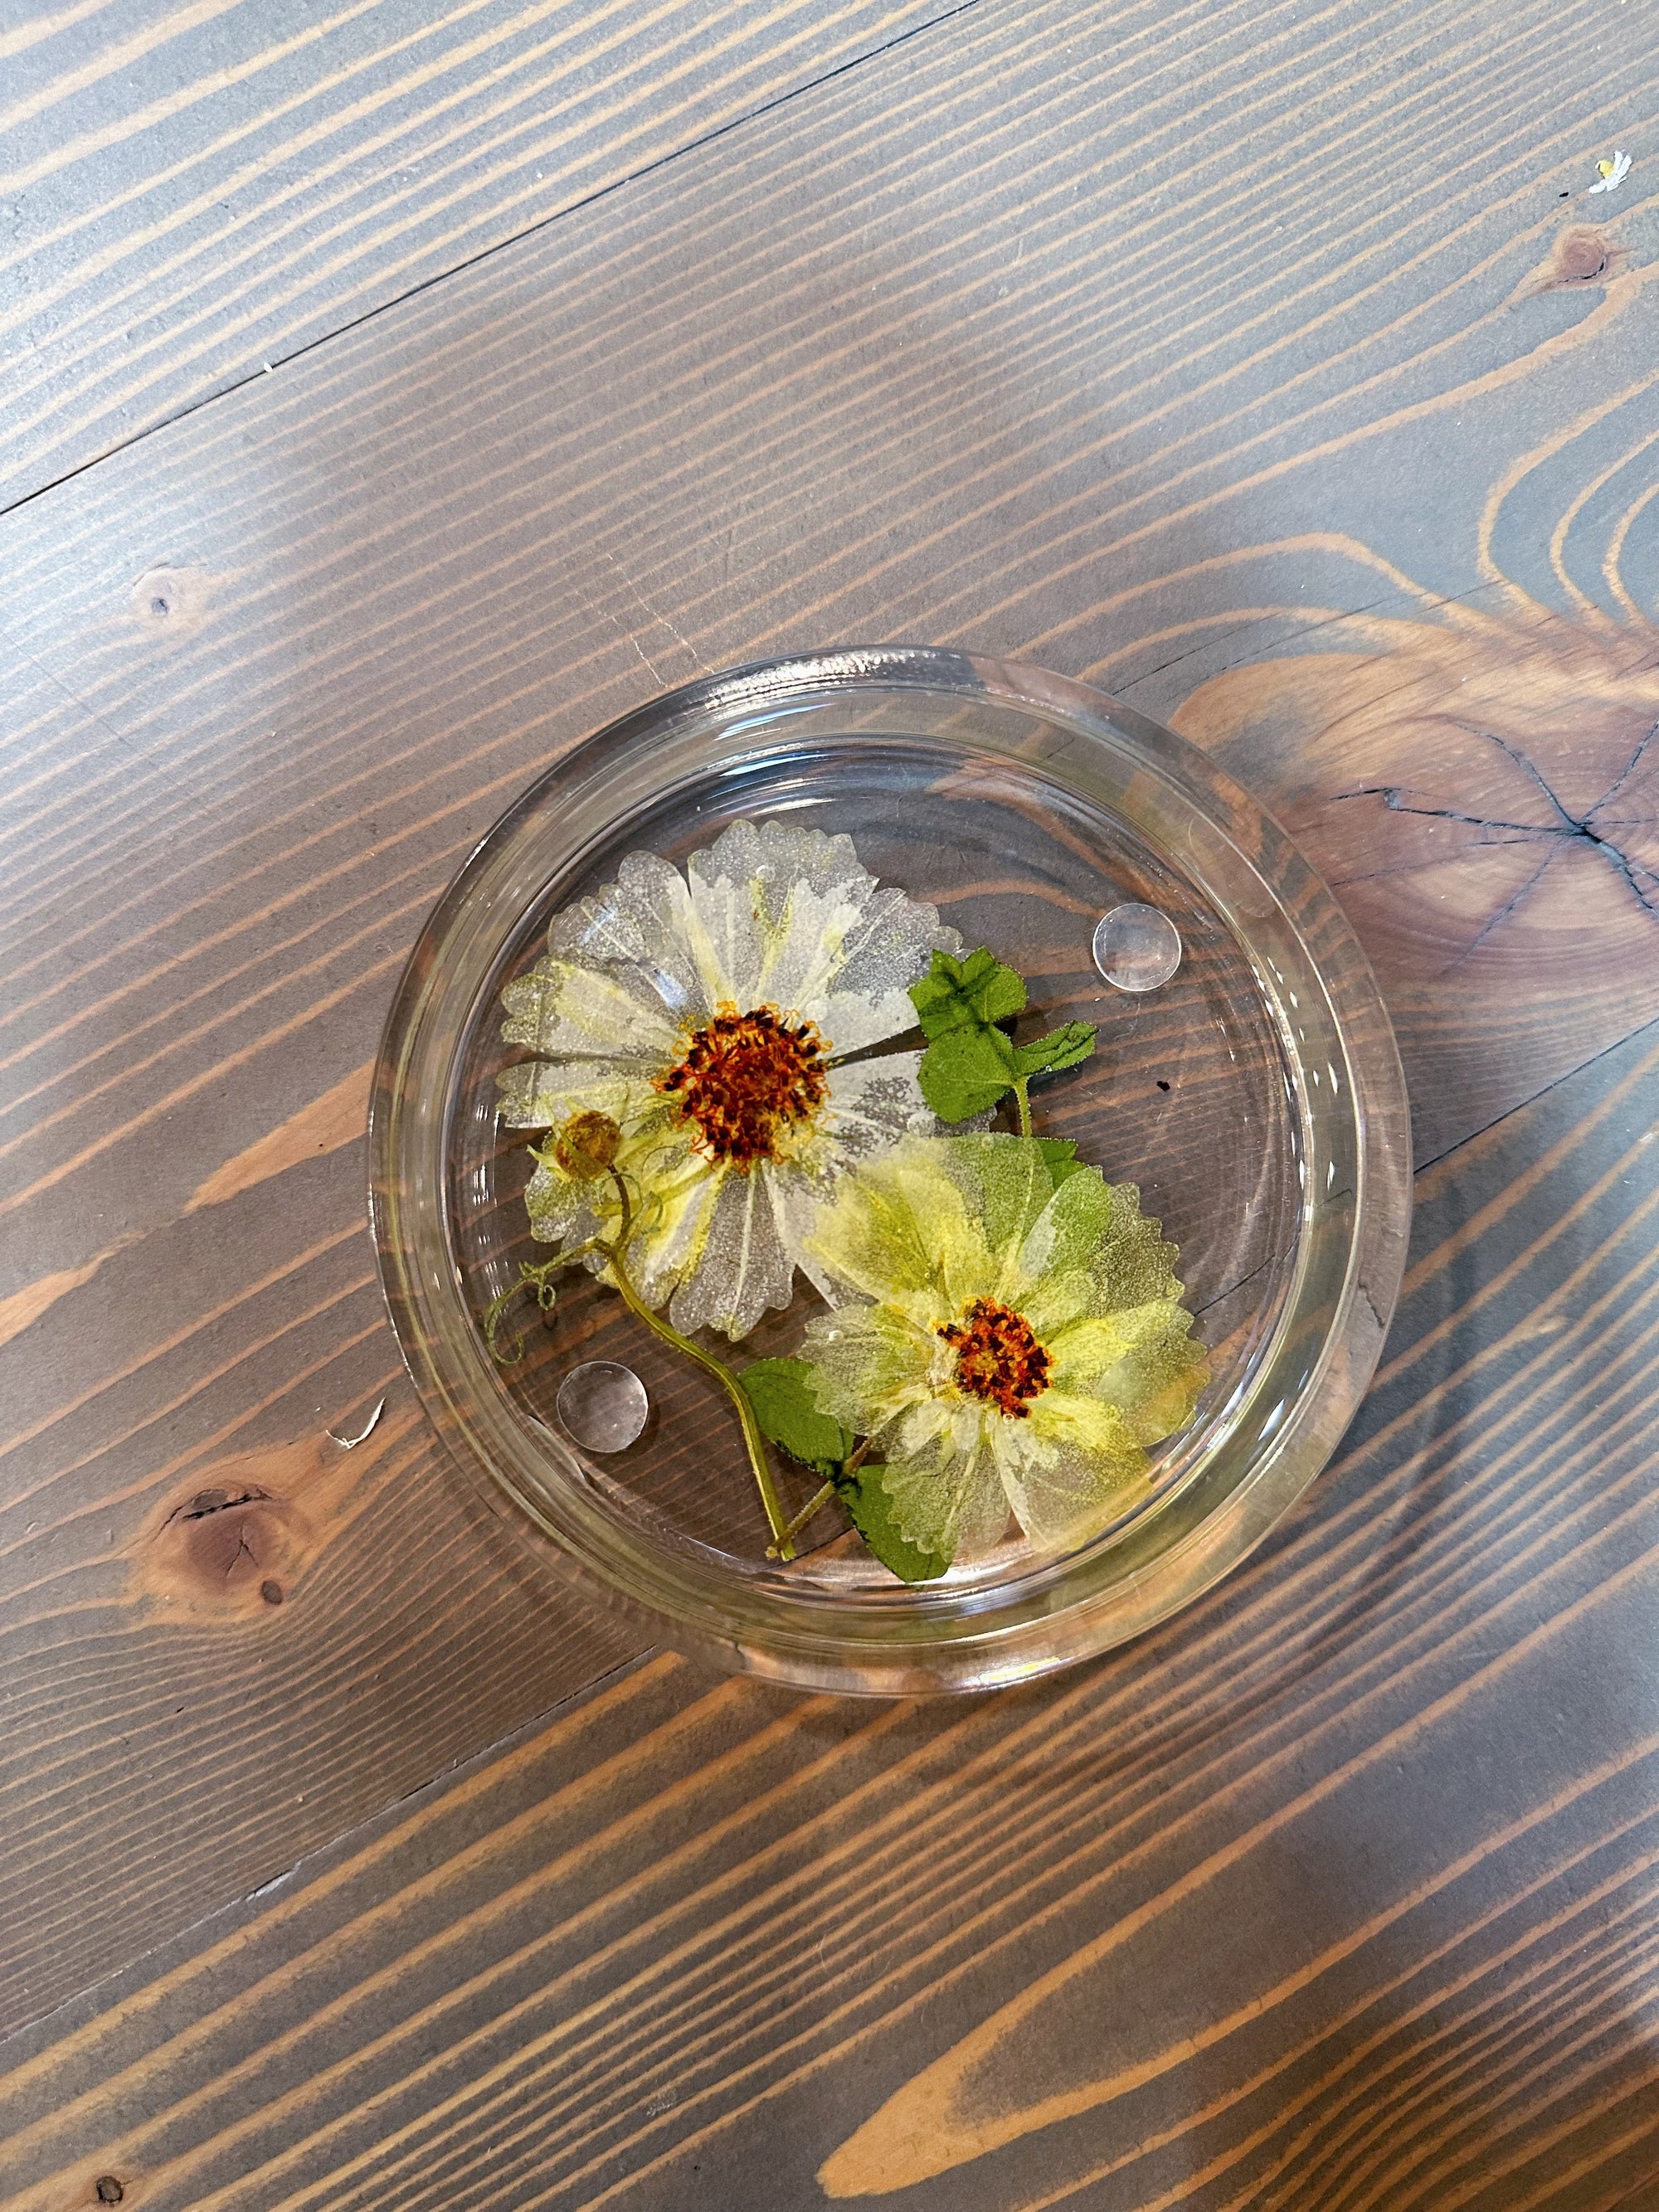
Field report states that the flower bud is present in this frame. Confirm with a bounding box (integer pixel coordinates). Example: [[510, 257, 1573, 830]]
[[552, 1110, 621, 1179]]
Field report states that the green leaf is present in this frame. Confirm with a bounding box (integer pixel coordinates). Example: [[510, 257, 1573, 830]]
[[1034, 1135, 1090, 1189], [738, 1358, 854, 1471], [908, 947, 1026, 1038], [917, 1023, 1020, 1121], [836, 1465, 952, 1582], [1013, 1021, 1097, 1079], [911, 949, 1096, 1122]]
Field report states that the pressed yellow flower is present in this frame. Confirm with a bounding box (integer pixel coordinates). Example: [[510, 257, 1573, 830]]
[[799, 1135, 1206, 1561]]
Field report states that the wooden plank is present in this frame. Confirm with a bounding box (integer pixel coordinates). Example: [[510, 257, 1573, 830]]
[[2, 0, 1657, 2035], [0, 0, 952, 508], [5, 1013, 1657, 2211]]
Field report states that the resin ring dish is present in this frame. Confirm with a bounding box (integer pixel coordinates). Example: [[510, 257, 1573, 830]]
[[370, 647, 1410, 1695]]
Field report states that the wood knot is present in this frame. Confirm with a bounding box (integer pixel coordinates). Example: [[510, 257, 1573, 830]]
[[1171, 611, 1659, 1161], [132, 1426, 400, 1623], [144, 1475, 302, 1618], [95, 2181, 124, 2205], [1553, 226, 1610, 283], [165, 1485, 286, 1595], [1510, 224, 1628, 304], [129, 564, 220, 642]]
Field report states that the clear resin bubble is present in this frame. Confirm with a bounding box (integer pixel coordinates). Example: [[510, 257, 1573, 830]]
[[557, 1361, 649, 1452], [1092, 902, 1182, 992]]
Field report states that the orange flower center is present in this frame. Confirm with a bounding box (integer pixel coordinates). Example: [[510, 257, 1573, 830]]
[[656, 1003, 830, 1169], [939, 1297, 1053, 1418]]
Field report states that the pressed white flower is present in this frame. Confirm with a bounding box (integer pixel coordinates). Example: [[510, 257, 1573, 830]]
[[799, 1135, 1207, 1560], [497, 819, 960, 1340]]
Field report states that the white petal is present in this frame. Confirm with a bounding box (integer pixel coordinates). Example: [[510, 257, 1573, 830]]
[[829, 879, 961, 1007], [687, 819, 956, 1021], [810, 986, 919, 1057], [547, 856, 660, 965], [548, 852, 725, 1021], [696, 818, 869, 922], [770, 1057, 937, 1300], [666, 1167, 795, 1339], [816, 1052, 937, 1164], [497, 1059, 664, 1130], [501, 955, 681, 1064], [523, 1160, 604, 1245], [763, 1161, 831, 1300], [686, 831, 771, 1006], [757, 881, 871, 1012], [626, 1148, 722, 1310]]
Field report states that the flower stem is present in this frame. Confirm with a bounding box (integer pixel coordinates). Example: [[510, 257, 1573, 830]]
[[763, 1432, 878, 1557], [482, 1242, 605, 1364], [1012, 1077, 1034, 1137], [604, 1171, 795, 1559], [768, 1480, 837, 1556]]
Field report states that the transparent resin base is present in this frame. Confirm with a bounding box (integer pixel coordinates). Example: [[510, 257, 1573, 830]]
[[370, 649, 1410, 1694]]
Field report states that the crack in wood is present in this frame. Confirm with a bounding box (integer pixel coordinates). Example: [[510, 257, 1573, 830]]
[[1328, 769, 1659, 919], [1444, 849, 1559, 974], [166, 1486, 272, 1527], [1590, 716, 1659, 820]]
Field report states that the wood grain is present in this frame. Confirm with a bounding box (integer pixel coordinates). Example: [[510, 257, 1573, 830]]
[[4, 1012, 1657, 2211], [186, 1057, 373, 1210], [1175, 600, 1659, 1161], [1, 0, 1657, 2088], [0, 0, 952, 508]]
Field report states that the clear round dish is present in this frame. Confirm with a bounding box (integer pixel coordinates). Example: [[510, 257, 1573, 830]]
[[369, 648, 1410, 1695]]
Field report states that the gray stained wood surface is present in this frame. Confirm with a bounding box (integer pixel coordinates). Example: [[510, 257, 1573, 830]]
[[2, 0, 1657, 2203], [0, 0, 952, 508]]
